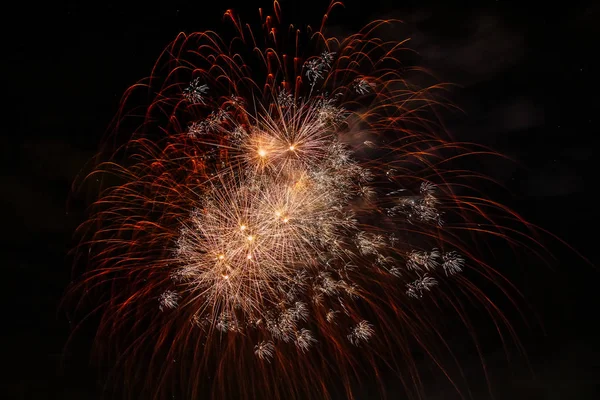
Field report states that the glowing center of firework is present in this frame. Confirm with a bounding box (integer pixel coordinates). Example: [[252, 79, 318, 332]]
[[173, 97, 376, 321]]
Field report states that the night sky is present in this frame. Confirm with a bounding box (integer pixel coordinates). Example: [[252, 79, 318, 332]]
[[3, 1, 599, 399]]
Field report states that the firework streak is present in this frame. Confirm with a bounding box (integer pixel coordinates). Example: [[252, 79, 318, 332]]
[[71, 2, 537, 399]]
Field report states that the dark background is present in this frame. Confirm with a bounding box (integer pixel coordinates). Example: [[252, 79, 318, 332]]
[[2, 0, 598, 399]]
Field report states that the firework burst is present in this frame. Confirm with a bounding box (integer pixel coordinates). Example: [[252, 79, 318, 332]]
[[69, 2, 545, 399]]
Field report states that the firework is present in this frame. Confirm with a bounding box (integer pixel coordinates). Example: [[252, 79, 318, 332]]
[[70, 2, 541, 399]]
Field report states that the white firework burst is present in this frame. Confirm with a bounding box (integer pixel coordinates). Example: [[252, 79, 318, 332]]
[[294, 328, 317, 352], [158, 290, 180, 311], [254, 340, 275, 361], [442, 251, 465, 275], [347, 320, 375, 346], [406, 275, 438, 299], [183, 77, 209, 104]]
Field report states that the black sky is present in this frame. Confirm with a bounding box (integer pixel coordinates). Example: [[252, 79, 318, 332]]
[[2, 1, 599, 399]]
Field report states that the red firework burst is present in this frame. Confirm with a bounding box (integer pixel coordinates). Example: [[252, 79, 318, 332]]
[[67, 2, 553, 399]]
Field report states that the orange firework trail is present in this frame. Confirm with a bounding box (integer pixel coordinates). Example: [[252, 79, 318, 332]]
[[68, 2, 550, 399]]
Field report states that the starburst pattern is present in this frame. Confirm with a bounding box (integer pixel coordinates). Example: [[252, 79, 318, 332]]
[[304, 51, 336, 84], [69, 3, 543, 400], [347, 320, 375, 346], [183, 77, 209, 104], [158, 290, 179, 311], [406, 274, 438, 299], [254, 340, 275, 361]]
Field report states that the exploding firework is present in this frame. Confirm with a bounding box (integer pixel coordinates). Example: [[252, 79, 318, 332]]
[[69, 2, 545, 399]]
